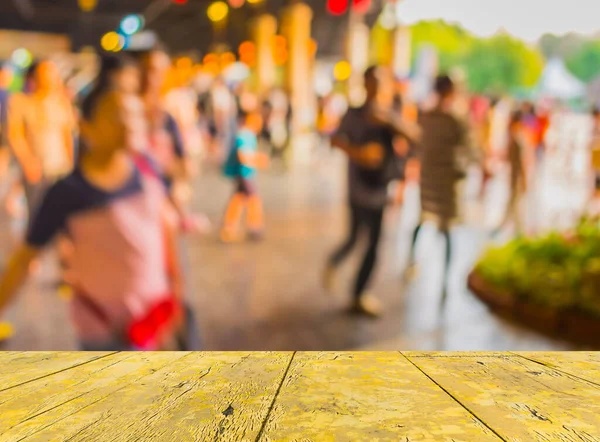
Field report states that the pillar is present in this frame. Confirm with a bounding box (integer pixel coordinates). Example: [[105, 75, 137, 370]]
[[347, 10, 370, 106], [252, 14, 277, 96], [393, 25, 411, 80], [281, 1, 313, 133]]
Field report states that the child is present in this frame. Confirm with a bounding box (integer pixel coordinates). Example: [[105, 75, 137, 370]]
[[220, 109, 269, 243], [0, 91, 187, 351], [493, 110, 527, 236]]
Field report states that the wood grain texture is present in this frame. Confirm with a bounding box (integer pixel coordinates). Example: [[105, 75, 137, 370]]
[[0, 351, 114, 391], [403, 352, 513, 358], [3, 352, 293, 442], [407, 354, 600, 441], [1, 352, 186, 441], [260, 352, 502, 441], [513, 352, 600, 385], [1, 352, 600, 441]]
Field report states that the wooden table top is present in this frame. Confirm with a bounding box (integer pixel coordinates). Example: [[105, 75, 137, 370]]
[[0, 352, 599, 441]]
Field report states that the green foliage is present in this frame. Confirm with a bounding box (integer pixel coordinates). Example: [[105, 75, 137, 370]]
[[566, 40, 600, 82], [476, 218, 600, 316], [410, 20, 474, 73], [409, 21, 544, 95]]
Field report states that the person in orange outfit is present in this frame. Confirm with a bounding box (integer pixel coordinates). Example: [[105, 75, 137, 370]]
[[220, 109, 269, 242]]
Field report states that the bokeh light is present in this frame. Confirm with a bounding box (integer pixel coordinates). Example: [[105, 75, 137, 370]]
[[333, 60, 352, 81], [203, 53, 219, 64], [101, 32, 121, 52], [327, 0, 348, 16], [207, 1, 229, 22], [120, 15, 144, 36], [238, 41, 255, 55], [11, 49, 33, 69], [220, 52, 236, 67], [176, 57, 193, 70], [78, 0, 97, 12], [228, 0, 245, 8]]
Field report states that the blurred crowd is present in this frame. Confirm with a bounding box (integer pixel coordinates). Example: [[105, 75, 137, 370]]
[[0, 48, 598, 350]]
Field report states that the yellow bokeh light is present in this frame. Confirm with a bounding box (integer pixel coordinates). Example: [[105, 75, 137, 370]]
[[247, 0, 263, 4], [333, 61, 352, 81], [101, 32, 121, 52], [207, 1, 229, 22], [78, 0, 97, 12]]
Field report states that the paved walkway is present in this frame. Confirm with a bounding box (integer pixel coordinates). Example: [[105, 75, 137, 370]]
[[0, 114, 594, 350]]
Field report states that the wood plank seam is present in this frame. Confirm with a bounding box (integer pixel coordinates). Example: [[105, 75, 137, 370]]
[[400, 352, 508, 442], [12, 353, 194, 441], [0, 352, 119, 394], [509, 352, 600, 388], [254, 351, 296, 442]]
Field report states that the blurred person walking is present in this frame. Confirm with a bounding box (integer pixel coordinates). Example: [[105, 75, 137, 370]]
[[406, 75, 482, 305], [139, 49, 209, 234], [492, 110, 528, 236], [322, 66, 420, 318], [220, 109, 269, 243], [7, 60, 76, 222], [0, 88, 196, 351], [208, 77, 238, 164]]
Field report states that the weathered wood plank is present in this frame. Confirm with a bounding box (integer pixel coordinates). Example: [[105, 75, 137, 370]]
[[408, 354, 600, 441], [7, 352, 293, 442], [513, 352, 600, 385], [0, 352, 160, 432], [1, 352, 188, 441], [403, 352, 513, 358], [0, 352, 114, 391], [260, 352, 502, 441]]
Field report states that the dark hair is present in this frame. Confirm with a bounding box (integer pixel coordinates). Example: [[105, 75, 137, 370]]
[[434, 75, 454, 98], [22, 61, 40, 93], [592, 106, 600, 117], [237, 107, 249, 123], [82, 54, 137, 120], [25, 61, 40, 80], [364, 65, 378, 81]]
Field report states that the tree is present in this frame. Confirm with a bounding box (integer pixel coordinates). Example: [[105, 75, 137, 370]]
[[566, 40, 600, 83], [465, 33, 544, 94], [409, 21, 544, 95], [409, 20, 474, 73]]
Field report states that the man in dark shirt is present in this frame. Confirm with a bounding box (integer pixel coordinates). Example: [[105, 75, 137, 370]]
[[322, 65, 420, 317]]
